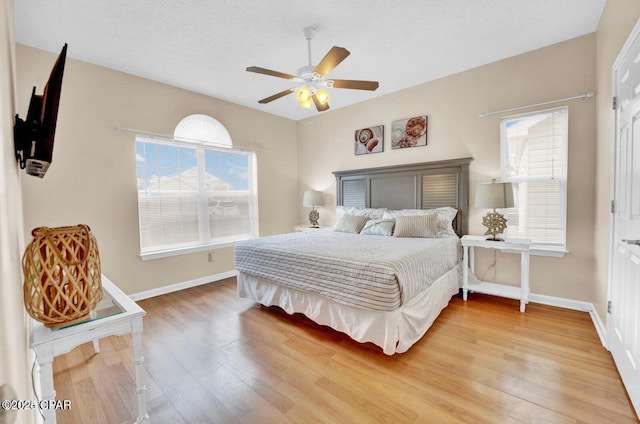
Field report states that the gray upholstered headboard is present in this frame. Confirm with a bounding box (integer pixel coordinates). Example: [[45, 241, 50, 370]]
[[332, 157, 472, 236]]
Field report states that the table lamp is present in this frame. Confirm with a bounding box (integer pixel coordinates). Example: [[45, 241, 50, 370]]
[[475, 179, 515, 241], [303, 190, 324, 228]]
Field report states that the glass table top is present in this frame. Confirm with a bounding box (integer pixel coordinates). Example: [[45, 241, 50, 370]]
[[54, 289, 125, 330]]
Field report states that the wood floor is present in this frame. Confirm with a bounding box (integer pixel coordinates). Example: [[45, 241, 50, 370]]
[[51, 277, 637, 423]]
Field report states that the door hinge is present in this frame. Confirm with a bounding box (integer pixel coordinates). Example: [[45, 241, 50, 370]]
[[608, 301, 612, 314], [611, 200, 615, 214], [613, 96, 618, 110]]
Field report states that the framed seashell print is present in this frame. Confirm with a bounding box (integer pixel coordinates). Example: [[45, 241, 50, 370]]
[[354, 125, 384, 155], [391, 116, 427, 149]]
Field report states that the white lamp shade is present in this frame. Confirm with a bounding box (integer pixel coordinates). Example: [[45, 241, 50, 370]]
[[303, 190, 324, 207], [475, 181, 515, 209]]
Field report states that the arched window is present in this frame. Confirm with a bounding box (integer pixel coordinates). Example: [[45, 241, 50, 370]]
[[135, 114, 258, 259], [174, 114, 232, 147]]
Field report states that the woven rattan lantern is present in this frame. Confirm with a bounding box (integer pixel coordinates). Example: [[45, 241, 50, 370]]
[[22, 225, 103, 328]]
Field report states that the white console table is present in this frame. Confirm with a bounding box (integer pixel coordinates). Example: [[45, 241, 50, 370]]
[[461, 235, 531, 312], [30, 275, 149, 423]]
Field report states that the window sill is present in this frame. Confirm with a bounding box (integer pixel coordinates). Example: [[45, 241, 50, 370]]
[[139, 235, 255, 261]]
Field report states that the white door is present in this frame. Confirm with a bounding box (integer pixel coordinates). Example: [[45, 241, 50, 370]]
[[609, 18, 640, 417]]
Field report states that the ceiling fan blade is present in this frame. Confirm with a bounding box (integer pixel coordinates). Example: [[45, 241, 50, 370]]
[[330, 79, 379, 91], [246, 66, 296, 80], [258, 89, 294, 104], [314, 46, 350, 76], [312, 94, 330, 112]]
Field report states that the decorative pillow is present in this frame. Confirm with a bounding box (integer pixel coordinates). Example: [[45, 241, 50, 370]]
[[334, 215, 369, 234], [393, 214, 438, 238], [383, 207, 458, 236], [360, 219, 395, 236], [335, 206, 388, 223]]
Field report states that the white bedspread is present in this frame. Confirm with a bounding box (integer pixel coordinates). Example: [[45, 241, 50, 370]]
[[234, 229, 461, 312]]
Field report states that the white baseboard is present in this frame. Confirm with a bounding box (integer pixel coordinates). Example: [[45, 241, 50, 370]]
[[129, 270, 237, 301], [589, 309, 607, 348], [528, 293, 607, 347], [528, 293, 593, 312]]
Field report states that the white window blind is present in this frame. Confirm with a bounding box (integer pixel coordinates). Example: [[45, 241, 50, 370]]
[[136, 134, 258, 259], [500, 107, 568, 249]]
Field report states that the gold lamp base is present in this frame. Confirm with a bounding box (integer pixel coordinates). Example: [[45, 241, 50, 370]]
[[481, 210, 508, 241]]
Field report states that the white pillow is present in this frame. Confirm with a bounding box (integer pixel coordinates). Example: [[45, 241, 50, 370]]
[[393, 214, 439, 238], [383, 207, 458, 236], [360, 219, 395, 236], [334, 215, 369, 234], [335, 206, 388, 223]]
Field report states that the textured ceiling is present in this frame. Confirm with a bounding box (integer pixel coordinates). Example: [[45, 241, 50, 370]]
[[14, 0, 605, 121]]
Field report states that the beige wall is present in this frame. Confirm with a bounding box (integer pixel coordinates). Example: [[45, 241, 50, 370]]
[[298, 34, 597, 301], [594, 2, 640, 321], [0, 0, 33, 422], [17, 44, 299, 294]]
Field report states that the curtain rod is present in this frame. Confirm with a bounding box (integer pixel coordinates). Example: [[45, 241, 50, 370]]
[[478, 92, 595, 118], [115, 126, 267, 152]]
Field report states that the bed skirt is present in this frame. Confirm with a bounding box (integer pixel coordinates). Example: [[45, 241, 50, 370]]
[[236, 263, 462, 355]]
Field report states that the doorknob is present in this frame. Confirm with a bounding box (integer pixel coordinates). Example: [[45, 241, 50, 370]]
[[622, 239, 640, 245]]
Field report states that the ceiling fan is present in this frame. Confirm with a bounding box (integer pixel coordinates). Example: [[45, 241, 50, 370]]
[[246, 27, 379, 112]]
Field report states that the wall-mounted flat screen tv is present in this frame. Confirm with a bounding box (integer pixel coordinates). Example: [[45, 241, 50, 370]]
[[14, 43, 67, 178]]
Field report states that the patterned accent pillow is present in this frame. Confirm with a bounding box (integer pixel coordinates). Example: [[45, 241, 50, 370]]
[[360, 219, 395, 236], [334, 215, 369, 234], [384, 207, 458, 236], [393, 214, 438, 238]]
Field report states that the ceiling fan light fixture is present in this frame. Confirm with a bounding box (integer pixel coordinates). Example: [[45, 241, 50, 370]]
[[296, 86, 311, 102], [300, 98, 313, 109], [315, 88, 330, 105]]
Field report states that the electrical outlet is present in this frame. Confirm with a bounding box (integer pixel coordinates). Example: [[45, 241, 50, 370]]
[[207, 252, 216, 263]]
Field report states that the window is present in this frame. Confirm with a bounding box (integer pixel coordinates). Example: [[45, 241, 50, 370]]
[[500, 107, 568, 255], [135, 115, 258, 259]]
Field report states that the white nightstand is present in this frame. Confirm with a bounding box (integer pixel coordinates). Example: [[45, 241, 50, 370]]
[[294, 224, 330, 232], [461, 235, 531, 312]]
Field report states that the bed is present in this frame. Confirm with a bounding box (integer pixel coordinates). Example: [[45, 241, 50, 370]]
[[235, 158, 472, 355]]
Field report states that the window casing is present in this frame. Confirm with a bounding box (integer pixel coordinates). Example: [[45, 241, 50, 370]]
[[135, 126, 258, 259], [500, 107, 568, 255]]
